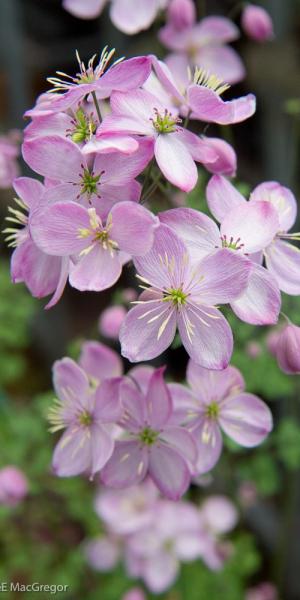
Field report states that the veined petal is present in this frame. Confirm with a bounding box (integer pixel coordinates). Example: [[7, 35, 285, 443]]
[[98, 57, 152, 96], [119, 378, 146, 431], [110, 201, 159, 256], [250, 181, 297, 231], [13, 176, 44, 210], [145, 367, 172, 429], [221, 201, 279, 253], [160, 426, 198, 464], [69, 244, 122, 291], [219, 393, 273, 446], [193, 419, 223, 474], [22, 135, 85, 182], [30, 202, 91, 256], [154, 133, 198, 192], [101, 441, 149, 488], [187, 361, 245, 403], [265, 239, 300, 295], [206, 175, 245, 222], [63, 0, 107, 19], [11, 239, 62, 298], [52, 427, 92, 477], [83, 134, 139, 155], [94, 137, 154, 185], [177, 305, 233, 369], [110, 0, 158, 35], [194, 44, 245, 85], [149, 444, 190, 499], [79, 340, 123, 381], [53, 357, 89, 404], [90, 424, 115, 476], [94, 379, 123, 423], [231, 263, 281, 325]]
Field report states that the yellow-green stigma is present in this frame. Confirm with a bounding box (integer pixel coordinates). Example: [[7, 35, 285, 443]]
[[80, 169, 101, 196], [139, 427, 158, 446], [205, 402, 219, 419], [70, 109, 96, 143], [79, 410, 93, 426], [221, 235, 245, 251], [152, 108, 181, 134], [163, 287, 187, 307]]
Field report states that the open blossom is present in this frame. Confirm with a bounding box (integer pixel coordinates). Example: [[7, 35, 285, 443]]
[[4, 177, 66, 308], [120, 224, 252, 367], [26, 49, 152, 116], [241, 5, 274, 42], [0, 131, 20, 188], [95, 479, 159, 535], [30, 201, 158, 294], [63, 0, 167, 34], [101, 368, 197, 499], [126, 500, 207, 592], [98, 88, 217, 192], [207, 175, 300, 296], [159, 16, 245, 84], [0, 466, 28, 506], [169, 359, 273, 474], [274, 322, 300, 374], [160, 205, 281, 325], [48, 356, 123, 477], [22, 135, 153, 217], [150, 56, 256, 125]]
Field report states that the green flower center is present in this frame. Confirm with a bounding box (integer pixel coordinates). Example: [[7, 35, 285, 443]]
[[205, 402, 219, 419], [139, 427, 159, 446], [71, 109, 96, 143], [79, 410, 93, 426], [152, 109, 180, 134], [163, 287, 187, 306], [221, 235, 244, 251], [80, 169, 101, 196]]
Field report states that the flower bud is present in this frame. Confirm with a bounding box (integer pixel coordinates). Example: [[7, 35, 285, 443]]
[[0, 466, 28, 506], [167, 0, 196, 30], [201, 137, 237, 177], [241, 5, 274, 42], [99, 305, 127, 339], [276, 323, 300, 374]]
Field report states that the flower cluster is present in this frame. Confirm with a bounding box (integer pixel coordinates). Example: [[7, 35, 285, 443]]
[[48, 340, 272, 499], [85, 479, 238, 592]]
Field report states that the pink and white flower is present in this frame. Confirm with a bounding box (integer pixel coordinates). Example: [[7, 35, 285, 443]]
[[101, 367, 197, 499], [120, 224, 252, 367], [48, 356, 123, 477], [169, 359, 273, 474]]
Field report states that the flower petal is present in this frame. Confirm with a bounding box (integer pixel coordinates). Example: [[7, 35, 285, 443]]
[[69, 244, 122, 291], [154, 133, 198, 192], [265, 240, 300, 295], [101, 441, 149, 487], [22, 135, 84, 181], [145, 367, 172, 429], [231, 263, 281, 325], [187, 361, 245, 403], [149, 444, 190, 499], [110, 0, 158, 34], [193, 419, 223, 473], [53, 357, 89, 402], [79, 340, 123, 381], [30, 201, 90, 256], [160, 426, 198, 464], [63, 0, 106, 19], [221, 201, 280, 253], [11, 239, 62, 298], [206, 175, 245, 222], [194, 44, 245, 85], [52, 427, 92, 477], [110, 201, 158, 256], [98, 57, 152, 96], [90, 424, 115, 476], [250, 181, 297, 231], [94, 379, 123, 423], [219, 393, 273, 446], [94, 137, 154, 186], [13, 176, 44, 210], [83, 134, 139, 155]]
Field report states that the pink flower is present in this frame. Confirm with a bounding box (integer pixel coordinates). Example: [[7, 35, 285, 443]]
[[126, 499, 207, 592], [27, 50, 152, 115], [0, 466, 28, 506], [150, 56, 256, 125], [275, 322, 300, 374], [95, 479, 159, 534], [5, 177, 67, 307], [22, 135, 153, 217], [167, 0, 196, 30], [101, 368, 197, 499], [98, 88, 217, 191], [159, 16, 245, 84], [85, 535, 121, 571], [207, 176, 300, 296], [99, 305, 127, 339], [241, 5, 274, 42], [120, 224, 251, 367], [122, 589, 146, 600], [0, 131, 20, 188], [48, 357, 123, 477], [30, 201, 158, 293], [169, 359, 273, 473]]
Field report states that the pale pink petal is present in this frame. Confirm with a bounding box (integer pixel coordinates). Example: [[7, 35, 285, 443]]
[[110, 0, 158, 34], [90, 424, 115, 476], [110, 202, 159, 256], [52, 427, 92, 476], [219, 393, 273, 446], [188, 87, 255, 126], [63, 0, 107, 19], [120, 298, 177, 362], [206, 174, 245, 222], [24, 113, 73, 141], [69, 244, 122, 291], [177, 305, 233, 369], [143, 551, 178, 594], [221, 201, 279, 253], [190, 249, 252, 304], [265, 240, 300, 295], [98, 57, 152, 97], [159, 206, 220, 262], [83, 134, 139, 155], [193, 419, 223, 473], [165, 53, 190, 89], [187, 361, 245, 402], [79, 340, 123, 381], [53, 357, 89, 401], [133, 223, 189, 290], [101, 441, 149, 487], [11, 239, 62, 298], [201, 137, 237, 177], [30, 202, 91, 256], [197, 16, 240, 43], [151, 56, 186, 105], [13, 176, 44, 210], [160, 426, 197, 464], [195, 45, 245, 85], [154, 133, 198, 192], [94, 137, 154, 185], [231, 263, 281, 325], [119, 378, 146, 431], [167, 383, 201, 425], [22, 136, 84, 182], [174, 128, 217, 164], [201, 495, 238, 533], [250, 181, 297, 231], [94, 379, 122, 422], [149, 444, 190, 499], [127, 365, 155, 395], [45, 256, 70, 309], [145, 368, 172, 429], [110, 89, 161, 132]]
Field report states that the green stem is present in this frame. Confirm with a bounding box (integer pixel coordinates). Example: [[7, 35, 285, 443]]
[[183, 110, 191, 129], [141, 159, 155, 199], [91, 91, 102, 124]]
